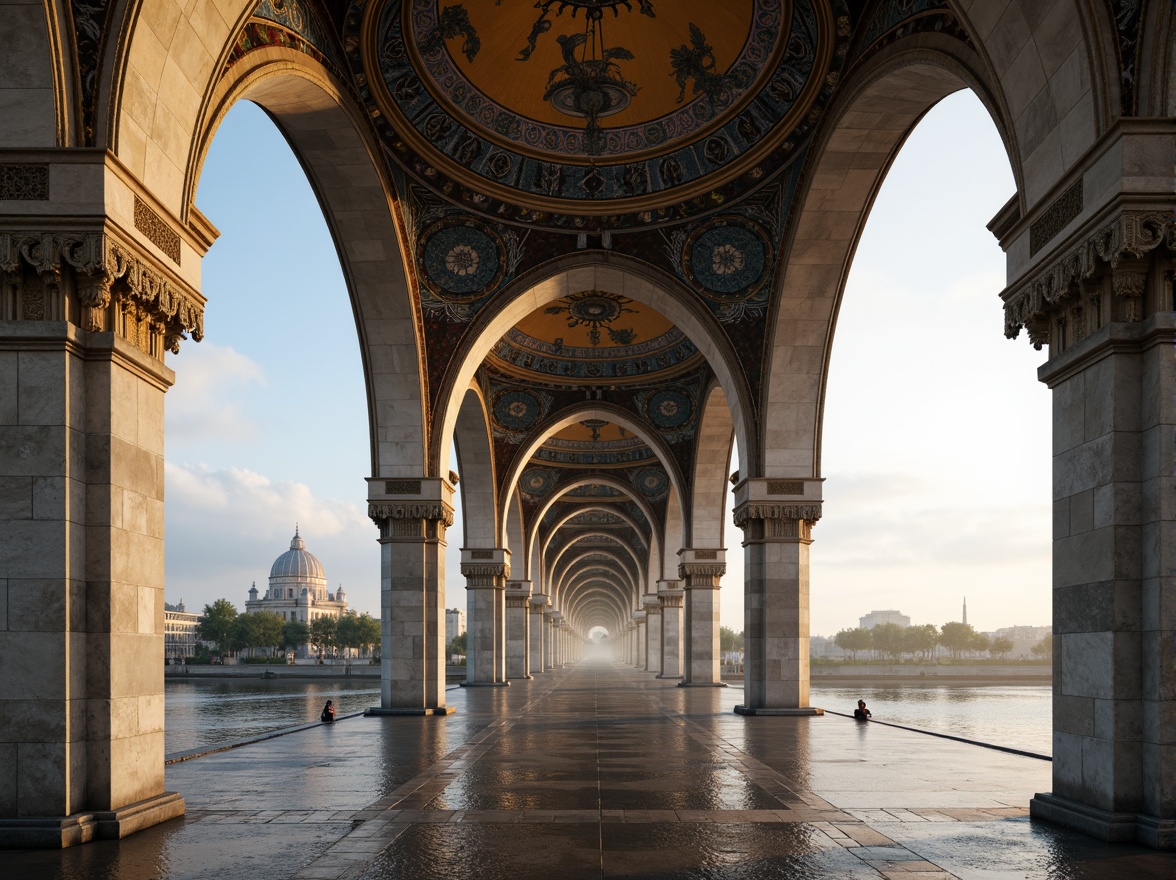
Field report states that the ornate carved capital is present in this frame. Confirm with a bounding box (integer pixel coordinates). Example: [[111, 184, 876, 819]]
[[368, 501, 455, 540], [678, 561, 726, 584], [733, 501, 821, 542], [0, 231, 205, 356], [461, 562, 510, 587], [1003, 210, 1175, 349], [658, 591, 684, 609]]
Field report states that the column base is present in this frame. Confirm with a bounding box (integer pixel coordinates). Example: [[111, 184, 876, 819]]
[[1030, 792, 1175, 849], [0, 792, 185, 849], [365, 706, 457, 716], [733, 705, 823, 716], [459, 681, 510, 687], [678, 681, 728, 688]]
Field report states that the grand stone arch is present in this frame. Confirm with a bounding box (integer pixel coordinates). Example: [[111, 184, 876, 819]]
[[1, 0, 1171, 851]]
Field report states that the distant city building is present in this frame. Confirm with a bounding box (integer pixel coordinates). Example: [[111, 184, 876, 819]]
[[245, 528, 347, 656], [990, 624, 1052, 658], [446, 608, 466, 645], [809, 635, 848, 659], [164, 600, 200, 662], [859, 609, 910, 630]]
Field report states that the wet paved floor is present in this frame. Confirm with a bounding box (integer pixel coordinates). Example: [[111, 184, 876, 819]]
[[6, 661, 1173, 879]]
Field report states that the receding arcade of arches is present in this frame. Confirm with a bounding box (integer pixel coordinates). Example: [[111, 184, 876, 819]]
[[0, 0, 1172, 852]]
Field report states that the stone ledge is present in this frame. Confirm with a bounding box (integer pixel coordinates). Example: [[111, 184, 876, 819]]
[[459, 681, 510, 687], [1030, 792, 1173, 849], [734, 705, 824, 716], [365, 706, 456, 716], [0, 791, 184, 849], [677, 681, 728, 688]]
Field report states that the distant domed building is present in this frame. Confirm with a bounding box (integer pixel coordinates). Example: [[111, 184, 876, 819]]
[[245, 529, 347, 647]]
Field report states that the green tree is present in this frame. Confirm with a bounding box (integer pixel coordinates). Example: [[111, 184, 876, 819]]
[[282, 619, 310, 654], [939, 621, 976, 659], [970, 632, 991, 657], [719, 626, 744, 654], [1031, 632, 1053, 660], [309, 615, 338, 662], [902, 624, 938, 660], [336, 611, 361, 656], [990, 636, 1014, 659], [197, 599, 239, 658], [871, 622, 906, 660], [355, 613, 381, 658], [834, 627, 872, 661], [448, 631, 467, 658]]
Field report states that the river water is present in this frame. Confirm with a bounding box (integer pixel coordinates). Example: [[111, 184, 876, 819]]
[[810, 682, 1052, 755], [165, 678, 1053, 758]]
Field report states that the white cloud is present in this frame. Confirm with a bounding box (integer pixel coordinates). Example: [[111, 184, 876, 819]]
[[164, 463, 382, 616], [166, 342, 268, 445]]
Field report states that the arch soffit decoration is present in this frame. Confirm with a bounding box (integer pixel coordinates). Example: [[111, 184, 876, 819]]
[[547, 532, 645, 604], [541, 505, 652, 578], [552, 548, 643, 595], [506, 402, 688, 544], [557, 556, 639, 599], [762, 42, 1020, 476], [528, 471, 664, 563], [437, 256, 754, 478]]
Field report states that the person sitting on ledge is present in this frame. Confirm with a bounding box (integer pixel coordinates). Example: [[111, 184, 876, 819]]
[[853, 699, 871, 721], [321, 700, 336, 723]]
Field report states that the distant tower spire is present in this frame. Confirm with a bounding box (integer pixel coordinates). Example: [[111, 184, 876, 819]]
[[963, 596, 968, 626]]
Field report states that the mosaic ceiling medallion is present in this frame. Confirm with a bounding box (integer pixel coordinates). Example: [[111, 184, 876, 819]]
[[364, 0, 835, 219], [418, 216, 505, 299], [682, 216, 772, 301]]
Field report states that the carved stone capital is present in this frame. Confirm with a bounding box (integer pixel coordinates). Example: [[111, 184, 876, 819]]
[[368, 501, 455, 540], [1003, 210, 1175, 348], [461, 562, 510, 587], [0, 231, 205, 356], [732, 502, 822, 529], [678, 562, 726, 584], [658, 590, 684, 609]]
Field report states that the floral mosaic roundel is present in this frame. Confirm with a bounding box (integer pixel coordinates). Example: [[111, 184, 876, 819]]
[[493, 390, 542, 432], [632, 467, 669, 499], [645, 389, 692, 429], [420, 219, 503, 299], [685, 221, 768, 297]]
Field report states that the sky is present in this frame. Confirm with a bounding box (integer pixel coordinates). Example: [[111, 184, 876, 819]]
[[165, 89, 1051, 637]]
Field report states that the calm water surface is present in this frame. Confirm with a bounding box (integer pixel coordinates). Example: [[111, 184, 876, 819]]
[[165, 679, 381, 755], [165, 678, 1053, 757], [810, 682, 1052, 755]]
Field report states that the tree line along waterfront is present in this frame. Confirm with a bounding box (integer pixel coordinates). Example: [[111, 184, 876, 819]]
[[189, 599, 382, 664], [828, 621, 1052, 663]]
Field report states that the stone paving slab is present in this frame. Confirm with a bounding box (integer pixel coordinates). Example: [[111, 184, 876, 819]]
[[4, 662, 1173, 879]]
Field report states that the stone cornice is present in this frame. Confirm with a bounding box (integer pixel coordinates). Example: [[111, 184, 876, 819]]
[[1002, 210, 1175, 346], [460, 563, 510, 580]]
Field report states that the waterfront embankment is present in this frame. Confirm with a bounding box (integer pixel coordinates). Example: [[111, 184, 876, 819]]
[[165, 664, 469, 680], [811, 663, 1050, 684]]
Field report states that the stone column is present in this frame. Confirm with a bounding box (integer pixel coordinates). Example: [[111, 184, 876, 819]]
[[732, 482, 822, 715], [624, 621, 635, 664], [642, 595, 663, 674], [367, 479, 455, 715], [505, 580, 532, 680], [528, 593, 549, 673], [0, 230, 204, 846], [678, 549, 726, 687], [1004, 209, 1175, 848], [657, 581, 684, 679], [632, 610, 647, 668], [460, 549, 509, 687]]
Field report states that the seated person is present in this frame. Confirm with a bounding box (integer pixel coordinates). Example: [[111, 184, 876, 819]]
[[853, 699, 871, 720]]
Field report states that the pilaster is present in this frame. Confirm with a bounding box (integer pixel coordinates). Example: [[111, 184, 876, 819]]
[[505, 580, 532, 680], [996, 192, 1175, 847], [366, 477, 455, 715], [678, 549, 726, 687], [547, 610, 563, 667], [0, 224, 203, 845], [657, 581, 684, 679], [459, 548, 510, 687], [529, 593, 549, 672], [631, 610, 647, 668], [732, 479, 823, 715], [642, 594, 662, 674]]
